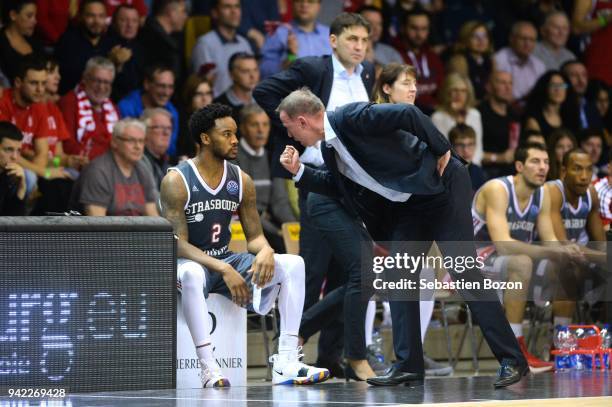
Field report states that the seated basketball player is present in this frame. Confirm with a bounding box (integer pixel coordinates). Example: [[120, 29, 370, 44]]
[[547, 148, 606, 327], [160, 104, 329, 387], [472, 143, 583, 373]]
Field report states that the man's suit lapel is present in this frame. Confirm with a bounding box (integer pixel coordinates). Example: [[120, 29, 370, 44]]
[[320, 57, 334, 106], [361, 62, 375, 98]]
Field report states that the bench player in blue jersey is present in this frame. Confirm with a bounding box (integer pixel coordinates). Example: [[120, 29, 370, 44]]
[[160, 104, 329, 388], [546, 148, 606, 327], [472, 143, 584, 373]]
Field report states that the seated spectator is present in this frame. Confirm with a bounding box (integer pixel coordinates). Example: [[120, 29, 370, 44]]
[[35, 0, 71, 47], [533, 11, 575, 71], [191, 0, 253, 97], [580, 128, 606, 179], [177, 74, 214, 158], [103, 0, 148, 24], [42, 56, 89, 171], [31, 56, 88, 215], [238, 0, 280, 51], [213, 53, 259, 124], [359, 6, 403, 67], [55, 0, 111, 94], [234, 103, 297, 252], [73, 118, 159, 216], [562, 60, 603, 131], [589, 80, 612, 143], [593, 149, 612, 229], [106, 4, 145, 101], [449, 123, 486, 192], [140, 107, 172, 190], [43, 58, 71, 164], [0, 121, 27, 215], [494, 21, 546, 102], [547, 128, 576, 180], [0, 0, 45, 83], [479, 71, 520, 178], [260, 0, 332, 79], [0, 56, 70, 192], [45, 58, 61, 104], [394, 8, 444, 114], [432, 72, 483, 164], [118, 64, 179, 156], [572, 0, 612, 86], [138, 0, 188, 88], [524, 71, 580, 139], [59, 56, 120, 162], [447, 21, 494, 102]]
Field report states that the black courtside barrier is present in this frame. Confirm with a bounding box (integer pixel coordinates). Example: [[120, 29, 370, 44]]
[[0, 217, 176, 392]]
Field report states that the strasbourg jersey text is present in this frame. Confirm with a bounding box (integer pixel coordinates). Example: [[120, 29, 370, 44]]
[[170, 159, 243, 258]]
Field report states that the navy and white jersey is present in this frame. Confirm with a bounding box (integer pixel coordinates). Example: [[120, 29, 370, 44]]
[[169, 159, 243, 258], [548, 179, 591, 245], [472, 175, 544, 243]]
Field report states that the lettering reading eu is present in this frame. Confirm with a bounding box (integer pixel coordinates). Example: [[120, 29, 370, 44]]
[[0, 291, 149, 381]]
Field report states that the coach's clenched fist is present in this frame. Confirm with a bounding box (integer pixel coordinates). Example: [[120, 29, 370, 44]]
[[280, 145, 301, 176]]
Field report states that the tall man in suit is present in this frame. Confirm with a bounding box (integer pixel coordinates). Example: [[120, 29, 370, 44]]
[[254, 13, 378, 379], [277, 88, 530, 388]]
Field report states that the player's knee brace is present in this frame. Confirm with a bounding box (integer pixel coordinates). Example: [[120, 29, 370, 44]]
[[181, 263, 206, 290]]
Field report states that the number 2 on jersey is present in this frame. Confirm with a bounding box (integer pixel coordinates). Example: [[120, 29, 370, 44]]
[[211, 223, 221, 243]]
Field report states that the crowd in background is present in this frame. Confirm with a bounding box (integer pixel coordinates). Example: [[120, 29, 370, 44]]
[[0, 0, 611, 247]]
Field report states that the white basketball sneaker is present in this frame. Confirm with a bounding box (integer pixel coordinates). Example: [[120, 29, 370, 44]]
[[200, 361, 231, 388], [269, 347, 330, 385]]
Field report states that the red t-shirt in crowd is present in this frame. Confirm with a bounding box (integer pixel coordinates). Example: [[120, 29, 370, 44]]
[[45, 101, 70, 158], [58, 90, 118, 161], [585, 0, 612, 85], [0, 88, 50, 156]]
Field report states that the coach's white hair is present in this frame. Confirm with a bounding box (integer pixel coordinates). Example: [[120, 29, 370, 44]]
[[84, 56, 116, 77], [112, 118, 146, 139], [276, 87, 325, 118]]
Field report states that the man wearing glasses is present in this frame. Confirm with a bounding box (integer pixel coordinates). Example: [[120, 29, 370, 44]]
[[140, 108, 173, 190], [73, 118, 159, 216], [59, 57, 120, 162], [118, 64, 180, 157], [449, 124, 487, 192], [494, 21, 546, 102]]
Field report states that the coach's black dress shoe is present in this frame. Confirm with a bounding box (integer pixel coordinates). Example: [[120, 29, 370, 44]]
[[494, 359, 529, 388], [366, 366, 424, 386]]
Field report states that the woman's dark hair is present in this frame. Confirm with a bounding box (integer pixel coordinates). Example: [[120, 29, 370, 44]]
[[524, 70, 580, 135], [2, 0, 36, 26], [587, 79, 612, 132], [181, 74, 212, 114], [546, 127, 577, 180]]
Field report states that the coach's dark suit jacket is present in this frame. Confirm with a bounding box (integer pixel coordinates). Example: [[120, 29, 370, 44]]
[[295, 102, 453, 221], [253, 55, 376, 177], [296, 102, 526, 371]]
